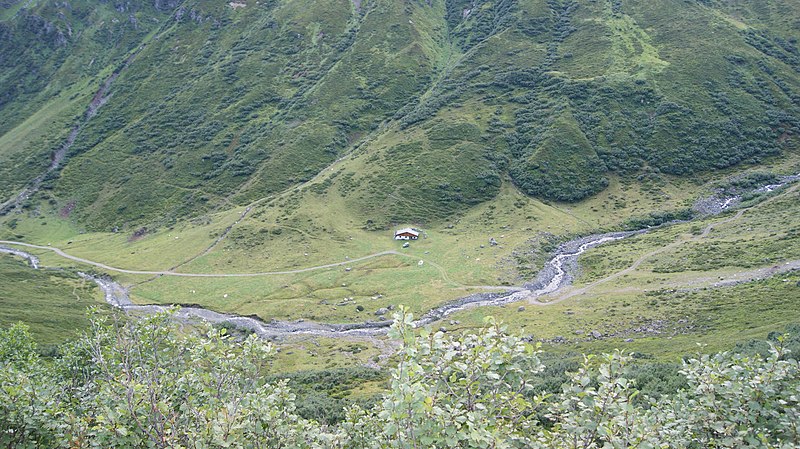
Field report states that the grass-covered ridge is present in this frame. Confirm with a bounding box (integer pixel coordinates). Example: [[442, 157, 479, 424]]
[[0, 0, 798, 232]]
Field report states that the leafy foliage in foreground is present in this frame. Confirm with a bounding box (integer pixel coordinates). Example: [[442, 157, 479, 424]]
[[1, 310, 799, 447]]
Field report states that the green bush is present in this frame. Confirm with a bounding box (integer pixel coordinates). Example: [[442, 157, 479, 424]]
[[2, 310, 800, 447]]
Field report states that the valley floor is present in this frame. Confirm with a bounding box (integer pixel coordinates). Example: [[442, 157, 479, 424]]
[[1, 173, 799, 366]]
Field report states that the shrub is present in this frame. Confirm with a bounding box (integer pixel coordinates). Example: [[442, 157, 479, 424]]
[[1, 310, 799, 447]]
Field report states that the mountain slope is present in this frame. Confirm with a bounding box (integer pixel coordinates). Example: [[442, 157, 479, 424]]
[[0, 0, 798, 232]]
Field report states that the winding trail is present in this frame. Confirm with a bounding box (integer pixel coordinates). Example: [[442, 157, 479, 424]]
[[0, 241, 405, 277], [169, 205, 256, 271], [701, 209, 746, 238], [174, 15, 537, 267], [551, 180, 799, 304], [0, 240, 515, 291], [6, 221, 797, 339]]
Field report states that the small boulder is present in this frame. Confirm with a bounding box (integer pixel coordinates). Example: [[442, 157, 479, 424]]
[[439, 327, 447, 333], [355, 305, 364, 312], [625, 338, 634, 343], [517, 306, 525, 312], [591, 330, 602, 339], [489, 237, 498, 246], [375, 308, 389, 316]]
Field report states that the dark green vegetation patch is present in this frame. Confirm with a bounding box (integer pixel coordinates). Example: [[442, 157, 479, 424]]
[[1, 0, 798, 230]]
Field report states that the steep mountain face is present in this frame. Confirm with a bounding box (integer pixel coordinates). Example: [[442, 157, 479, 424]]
[[1, 0, 798, 231], [0, 0, 165, 205]]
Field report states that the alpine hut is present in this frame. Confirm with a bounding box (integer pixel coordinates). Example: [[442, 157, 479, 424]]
[[394, 228, 420, 240]]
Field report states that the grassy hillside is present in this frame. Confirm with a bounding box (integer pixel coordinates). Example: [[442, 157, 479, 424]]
[[0, 0, 170, 200], [43, 0, 442, 230], [1, 0, 798, 233]]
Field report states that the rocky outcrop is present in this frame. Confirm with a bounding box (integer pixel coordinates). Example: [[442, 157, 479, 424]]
[[175, 7, 207, 24], [0, 0, 23, 9], [22, 12, 68, 47], [153, 0, 179, 12]]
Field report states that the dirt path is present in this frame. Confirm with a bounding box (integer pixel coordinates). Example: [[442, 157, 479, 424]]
[[3, 227, 799, 344], [7, 235, 798, 342], [701, 209, 746, 237], [169, 205, 255, 271], [0, 240, 410, 277], [543, 259, 800, 305], [550, 240, 686, 304], [175, 18, 523, 268], [0, 239, 521, 293]]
